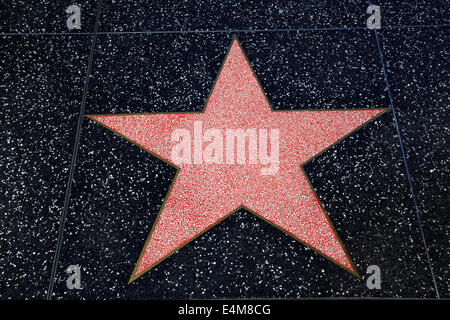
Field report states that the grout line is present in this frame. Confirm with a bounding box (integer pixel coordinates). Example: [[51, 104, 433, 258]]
[[46, 0, 103, 300], [367, 1, 440, 299], [97, 26, 367, 34], [383, 23, 450, 29], [1, 24, 449, 36]]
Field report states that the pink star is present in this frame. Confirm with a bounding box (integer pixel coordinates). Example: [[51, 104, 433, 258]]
[[88, 37, 387, 283]]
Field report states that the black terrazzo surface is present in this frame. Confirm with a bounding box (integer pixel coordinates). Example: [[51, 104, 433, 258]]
[[378, 28, 450, 297], [0, 0, 448, 300], [373, 0, 450, 26], [98, 0, 368, 32], [0, 0, 98, 33], [0, 36, 92, 298]]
